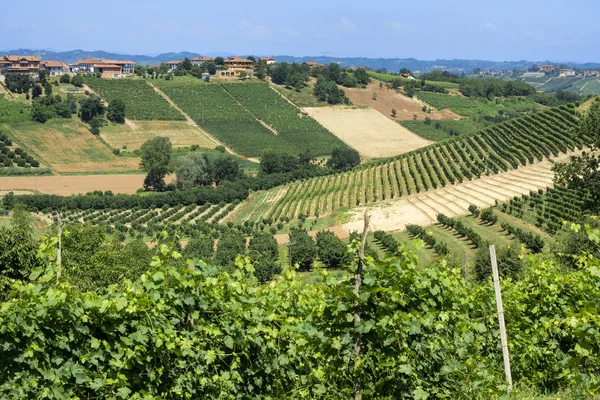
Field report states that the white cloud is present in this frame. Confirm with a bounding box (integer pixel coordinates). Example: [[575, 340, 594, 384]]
[[336, 18, 357, 33], [481, 21, 498, 32], [389, 21, 410, 33], [281, 27, 300, 38]]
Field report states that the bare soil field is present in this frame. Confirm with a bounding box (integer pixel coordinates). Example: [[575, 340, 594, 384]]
[[7, 120, 140, 173], [304, 106, 432, 159], [0, 174, 147, 195], [342, 155, 564, 233], [343, 82, 461, 121], [101, 121, 217, 151]]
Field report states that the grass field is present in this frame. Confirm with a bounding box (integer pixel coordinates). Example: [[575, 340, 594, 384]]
[[4, 120, 140, 173], [400, 119, 486, 141], [270, 82, 327, 107], [0, 95, 30, 123], [101, 121, 217, 151]]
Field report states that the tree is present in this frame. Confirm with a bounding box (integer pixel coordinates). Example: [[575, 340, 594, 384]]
[[89, 116, 104, 135], [184, 235, 214, 262], [31, 101, 54, 123], [327, 147, 360, 170], [44, 83, 52, 96], [139, 137, 172, 191], [107, 99, 126, 124], [391, 109, 397, 118], [134, 65, 147, 76], [158, 62, 169, 75], [254, 59, 268, 80], [0, 225, 43, 282], [213, 156, 240, 185], [289, 228, 316, 271], [554, 99, 600, 211], [204, 61, 217, 75], [79, 96, 105, 122], [214, 56, 224, 66], [71, 74, 84, 87], [354, 68, 369, 86], [215, 231, 246, 271], [248, 232, 280, 282], [179, 58, 193, 71], [174, 152, 211, 189], [60, 74, 71, 84], [32, 85, 43, 99], [316, 230, 349, 269]]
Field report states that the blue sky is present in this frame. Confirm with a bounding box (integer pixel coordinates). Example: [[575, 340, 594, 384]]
[[2, 0, 599, 61]]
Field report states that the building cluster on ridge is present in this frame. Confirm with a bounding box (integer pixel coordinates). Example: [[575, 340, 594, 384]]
[[0, 54, 331, 79]]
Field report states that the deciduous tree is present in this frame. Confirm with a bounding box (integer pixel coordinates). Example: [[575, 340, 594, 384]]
[[140, 137, 172, 191]]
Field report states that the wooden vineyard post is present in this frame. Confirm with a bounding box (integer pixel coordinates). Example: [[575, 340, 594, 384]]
[[354, 210, 370, 400], [463, 253, 469, 279], [489, 245, 513, 392], [56, 215, 62, 284]]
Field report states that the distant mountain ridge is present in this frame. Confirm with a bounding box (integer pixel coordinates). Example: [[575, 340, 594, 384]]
[[2, 49, 600, 72]]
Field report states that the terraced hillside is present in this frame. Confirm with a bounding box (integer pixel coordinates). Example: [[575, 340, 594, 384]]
[[85, 78, 184, 121], [242, 105, 584, 223]]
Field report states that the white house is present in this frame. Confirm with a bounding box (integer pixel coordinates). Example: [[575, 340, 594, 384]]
[[166, 60, 182, 70], [42, 60, 69, 76], [260, 57, 277, 65], [560, 68, 576, 77]]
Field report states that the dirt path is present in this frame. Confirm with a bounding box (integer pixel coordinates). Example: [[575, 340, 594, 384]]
[[341, 152, 575, 233]]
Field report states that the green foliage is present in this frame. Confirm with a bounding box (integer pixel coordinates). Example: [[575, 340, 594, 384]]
[[86, 78, 184, 121], [59, 74, 71, 84], [106, 98, 126, 124], [79, 95, 105, 123], [316, 230, 349, 269], [327, 147, 360, 170], [71, 74, 84, 87], [289, 227, 316, 271], [140, 136, 172, 191], [314, 76, 349, 105], [184, 235, 215, 262], [0, 95, 30, 123], [474, 244, 522, 281], [214, 230, 246, 270], [174, 152, 211, 189], [2, 238, 600, 398], [248, 232, 280, 282]]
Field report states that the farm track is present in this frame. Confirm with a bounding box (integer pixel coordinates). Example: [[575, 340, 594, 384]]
[[342, 154, 572, 233]]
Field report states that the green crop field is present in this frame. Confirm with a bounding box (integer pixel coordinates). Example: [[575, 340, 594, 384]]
[[85, 78, 185, 121], [222, 82, 347, 155], [154, 80, 293, 156], [400, 119, 486, 141], [415, 92, 541, 118], [0, 95, 30, 123], [534, 76, 584, 93], [252, 106, 583, 222], [367, 71, 460, 89]]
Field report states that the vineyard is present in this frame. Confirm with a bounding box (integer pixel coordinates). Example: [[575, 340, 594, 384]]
[[246, 106, 583, 222], [85, 78, 185, 121], [222, 82, 346, 154], [0, 95, 29, 123], [500, 185, 590, 234], [366, 71, 460, 89], [49, 201, 242, 241], [153, 80, 294, 156]]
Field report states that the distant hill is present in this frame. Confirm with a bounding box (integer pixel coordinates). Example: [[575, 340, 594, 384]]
[[2, 49, 600, 72]]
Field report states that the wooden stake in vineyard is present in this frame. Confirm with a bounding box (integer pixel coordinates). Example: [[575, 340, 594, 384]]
[[354, 210, 370, 400], [56, 215, 62, 284], [489, 245, 513, 392]]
